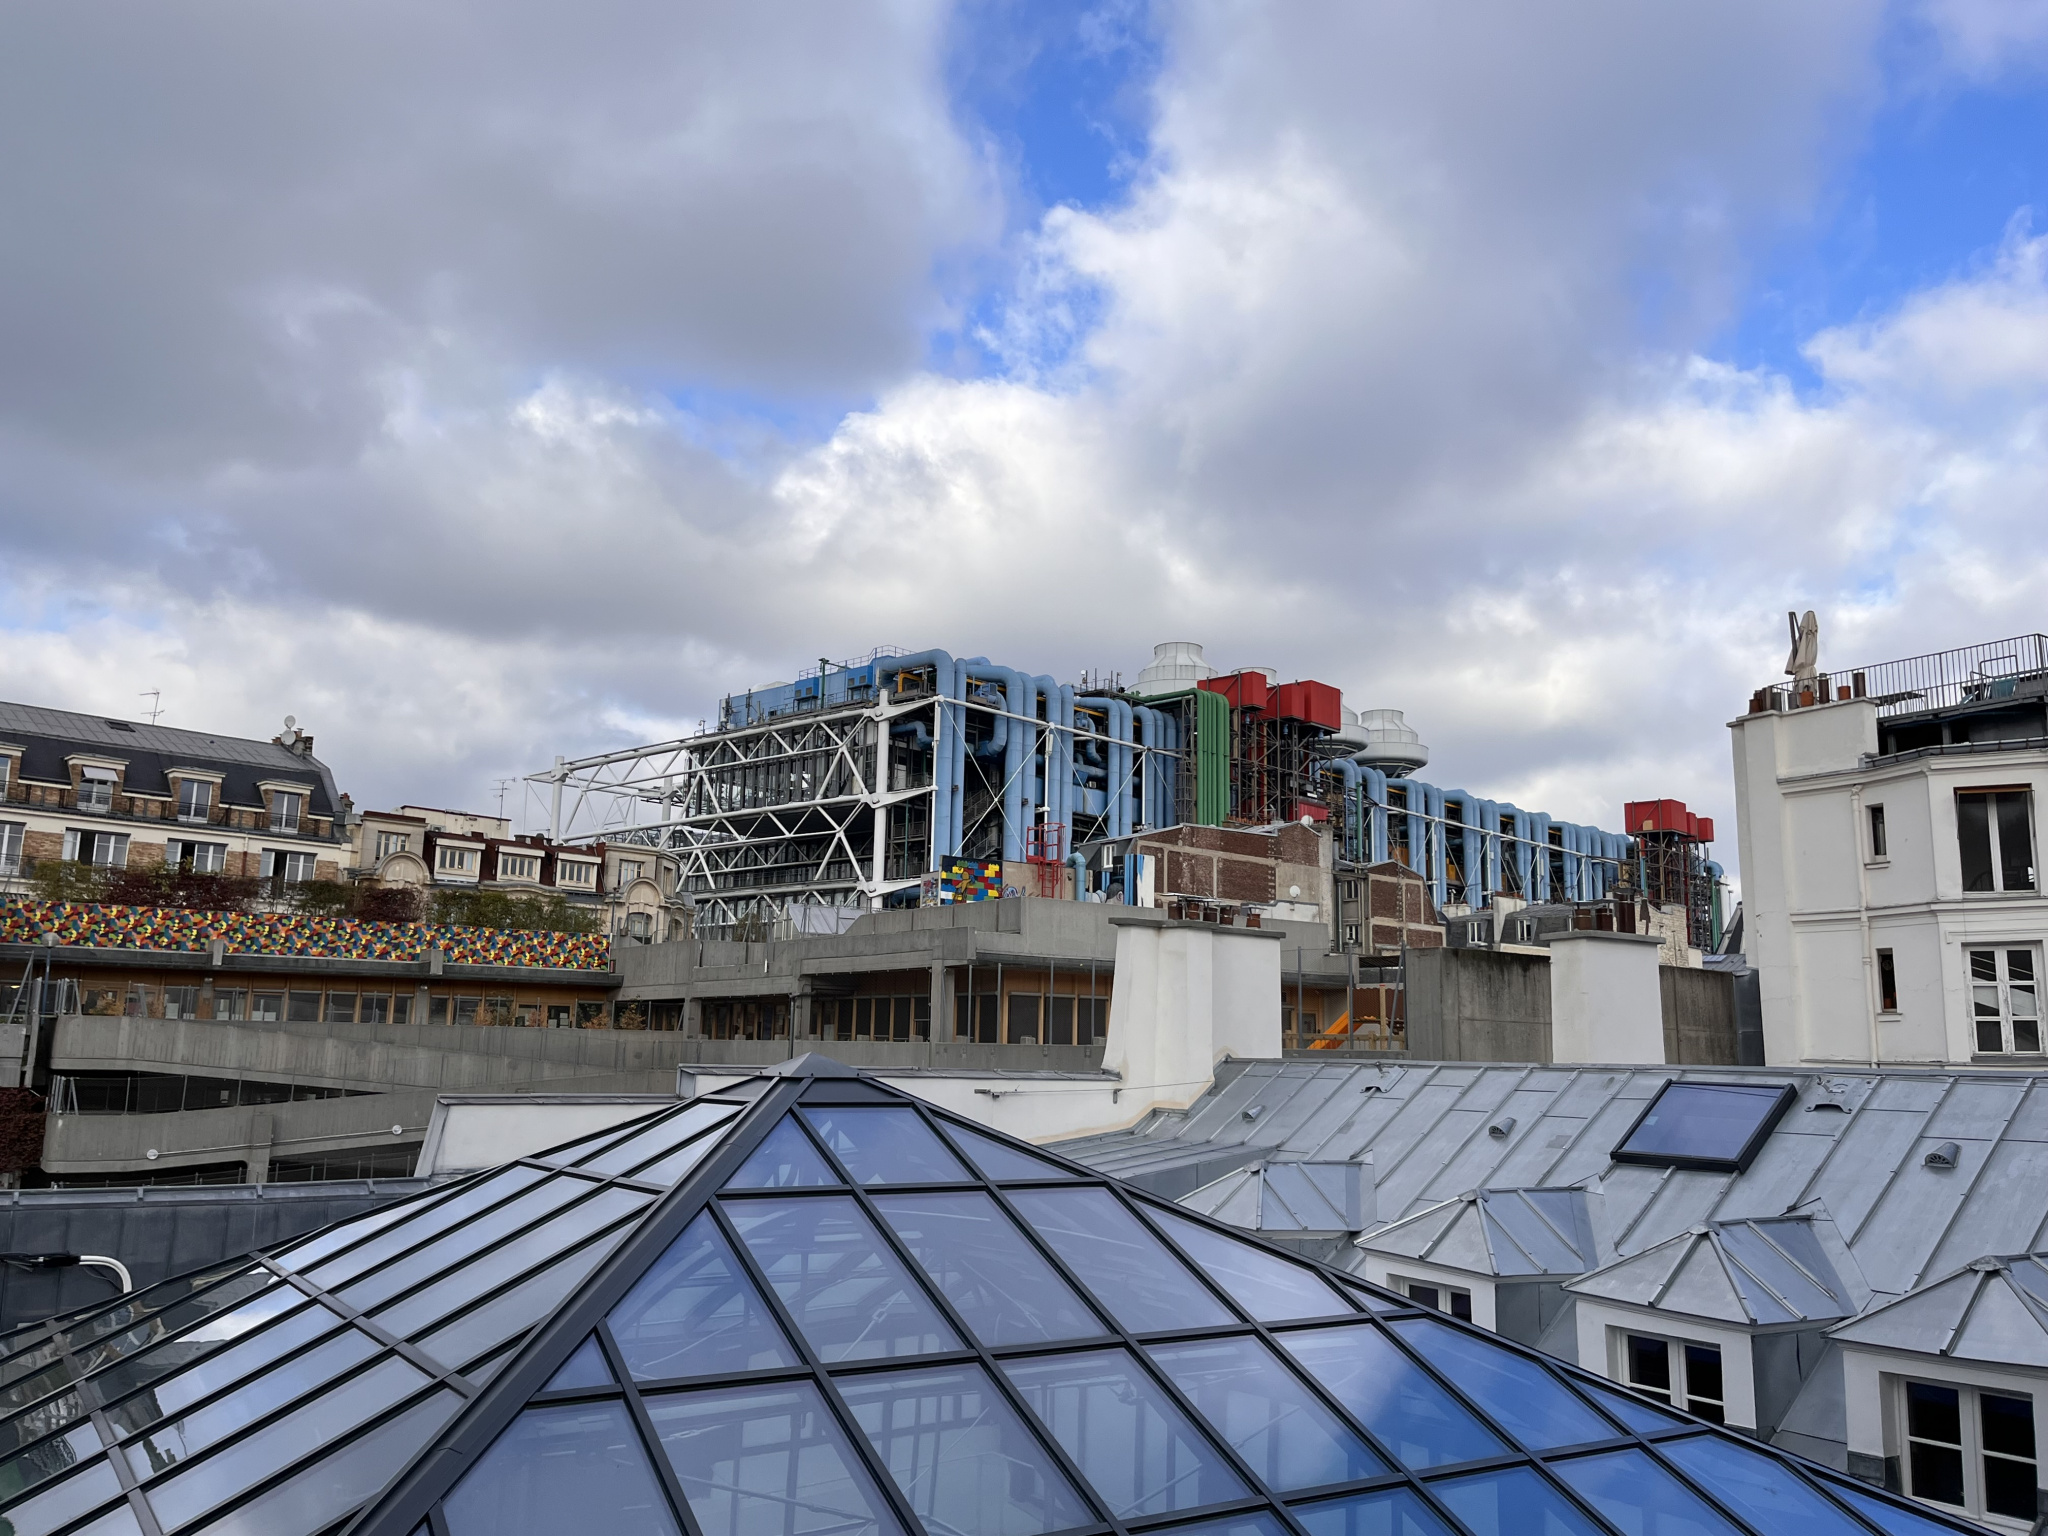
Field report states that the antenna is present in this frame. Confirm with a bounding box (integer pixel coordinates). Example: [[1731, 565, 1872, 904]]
[[138, 690, 163, 725], [493, 778, 516, 819]]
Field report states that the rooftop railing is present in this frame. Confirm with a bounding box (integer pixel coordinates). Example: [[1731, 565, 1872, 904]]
[[1752, 633, 2048, 719]]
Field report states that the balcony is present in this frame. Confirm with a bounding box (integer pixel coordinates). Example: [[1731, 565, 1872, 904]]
[[1751, 634, 2048, 720]]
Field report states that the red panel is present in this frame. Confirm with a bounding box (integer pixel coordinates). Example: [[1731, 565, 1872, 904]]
[[1292, 799, 1330, 823], [1624, 799, 1709, 840], [1200, 672, 1270, 711], [1274, 679, 1342, 730]]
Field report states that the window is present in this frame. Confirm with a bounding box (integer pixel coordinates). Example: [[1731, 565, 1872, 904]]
[[1622, 1333, 1725, 1424], [287, 990, 322, 1023], [391, 993, 411, 1025], [1611, 1080, 1797, 1171], [1401, 1278, 1472, 1322], [359, 994, 391, 1024], [1869, 804, 1888, 859], [1970, 948, 2042, 1055], [76, 764, 116, 812], [160, 986, 200, 1020], [325, 993, 357, 1024], [375, 830, 412, 859], [1878, 949, 1899, 1013], [0, 822, 22, 875], [1958, 789, 2035, 893], [261, 849, 316, 883], [0, 756, 10, 798], [1904, 1380, 2038, 1523], [620, 859, 645, 884], [1343, 923, 1360, 946], [176, 779, 213, 822], [249, 992, 283, 1022], [547, 1004, 571, 1028], [167, 839, 227, 874], [212, 990, 246, 1021], [62, 828, 130, 868], [498, 853, 540, 881], [438, 844, 480, 874], [558, 859, 596, 886], [269, 789, 303, 833]]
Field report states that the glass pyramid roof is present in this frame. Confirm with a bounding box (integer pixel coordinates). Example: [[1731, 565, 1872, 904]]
[[0, 1059, 1995, 1536]]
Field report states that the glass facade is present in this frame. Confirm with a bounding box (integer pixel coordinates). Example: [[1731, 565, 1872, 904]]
[[0, 1067, 1998, 1536]]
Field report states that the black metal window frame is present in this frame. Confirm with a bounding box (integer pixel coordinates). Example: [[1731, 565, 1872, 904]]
[[1609, 1079, 1800, 1173]]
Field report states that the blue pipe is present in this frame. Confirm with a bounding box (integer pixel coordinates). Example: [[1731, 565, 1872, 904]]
[[1057, 683, 1077, 841], [1133, 705, 1161, 829], [1078, 697, 1134, 839], [1527, 812, 1552, 901]]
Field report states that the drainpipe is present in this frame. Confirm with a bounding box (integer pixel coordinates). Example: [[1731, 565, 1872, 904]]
[[1852, 784, 1879, 1067]]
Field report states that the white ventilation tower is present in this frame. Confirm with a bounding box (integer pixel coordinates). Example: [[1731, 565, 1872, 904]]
[[1351, 708, 1429, 776], [1132, 640, 1217, 697]]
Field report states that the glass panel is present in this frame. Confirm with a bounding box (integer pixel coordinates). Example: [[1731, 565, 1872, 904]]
[[1681, 1346, 1723, 1423], [415, 1236, 617, 1368], [1660, 1434, 1868, 1536], [1547, 1447, 1744, 1536], [1626, 1337, 1672, 1399], [1387, 1318, 1614, 1450], [190, 1388, 461, 1536], [81, 1285, 310, 1430], [443, 1400, 680, 1536], [1291, 1487, 1459, 1536], [1145, 1208, 1352, 1321], [801, 1108, 971, 1186], [1612, 1083, 1789, 1168], [97, 1304, 334, 1440], [546, 1335, 616, 1392], [1960, 795, 1995, 892], [1169, 1517, 1290, 1536], [1996, 793, 2033, 892], [1002, 1346, 1251, 1517], [581, 1102, 742, 1179], [119, 1326, 380, 1469], [1148, 1335, 1388, 1491], [608, 1212, 796, 1381], [1823, 1475, 1986, 1536], [0, 1455, 123, 1536], [1279, 1323, 1507, 1469], [1971, 949, 2001, 984], [636, 1131, 737, 1189], [0, 1422, 100, 1508], [332, 1176, 595, 1309], [725, 1196, 961, 1362], [71, 1504, 145, 1536], [836, 1363, 1092, 1536], [724, 1119, 841, 1190], [368, 1188, 650, 1336], [874, 1192, 1103, 1346], [145, 1355, 432, 1530], [1577, 1378, 1689, 1432], [1006, 1188, 1234, 1334], [296, 1164, 548, 1286], [1433, 1465, 1609, 1536], [646, 1379, 901, 1536], [940, 1122, 1078, 1182]]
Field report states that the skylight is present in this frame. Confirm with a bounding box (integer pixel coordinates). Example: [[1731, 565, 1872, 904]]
[[1611, 1081, 1797, 1171]]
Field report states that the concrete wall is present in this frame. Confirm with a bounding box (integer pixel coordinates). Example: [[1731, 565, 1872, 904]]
[[1405, 947, 1553, 1062], [1400, 947, 1740, 1065], [1661, 966, 1741, 1065]]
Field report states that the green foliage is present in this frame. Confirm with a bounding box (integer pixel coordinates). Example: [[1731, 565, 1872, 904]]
[[428, 888, 600, 934], [284, 879, 356, 918], [29, 860, 107, 904]]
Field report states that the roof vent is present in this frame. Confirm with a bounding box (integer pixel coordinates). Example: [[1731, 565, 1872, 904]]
[[1925, 1141, 1962, 1171], [105, 721, 135, 732], [1242, 1105, 1264, 1122], [1805, 1100, 1847, 1113], [1488, 1117, 1516, 1140]]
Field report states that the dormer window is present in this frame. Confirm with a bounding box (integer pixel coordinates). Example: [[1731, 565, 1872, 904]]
[[499, 852, 540, 881], [177, 779, 213, 823], [558, 859, 596, 887], [437, 845, 480, 874], [270, 790, 303, 834], [78, 765, 116, 813]]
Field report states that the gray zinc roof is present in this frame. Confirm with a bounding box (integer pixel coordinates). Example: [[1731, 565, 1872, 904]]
[[1054, 1059, 2048, 1312], [1566, 1214, 1867, 1326], [1361, 1186, 1599, 1278], [1176, 1159, 1370, 1235], [1830, 1253, 2048, 1365]]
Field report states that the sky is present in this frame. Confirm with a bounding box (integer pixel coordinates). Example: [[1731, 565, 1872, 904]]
[[3, 0, 2048, 882]]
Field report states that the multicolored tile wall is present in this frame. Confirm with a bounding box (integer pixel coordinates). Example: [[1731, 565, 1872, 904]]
[[0, 898, 612, 970]]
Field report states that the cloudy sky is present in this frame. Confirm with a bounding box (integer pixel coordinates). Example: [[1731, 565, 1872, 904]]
[[4, 1, 2047, 875]]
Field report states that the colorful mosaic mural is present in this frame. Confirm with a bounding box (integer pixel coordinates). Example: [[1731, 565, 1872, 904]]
[[0, 898, 612, 970]]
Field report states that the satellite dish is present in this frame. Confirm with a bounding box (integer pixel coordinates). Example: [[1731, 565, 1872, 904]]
[[284, 714, 297, 730]]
